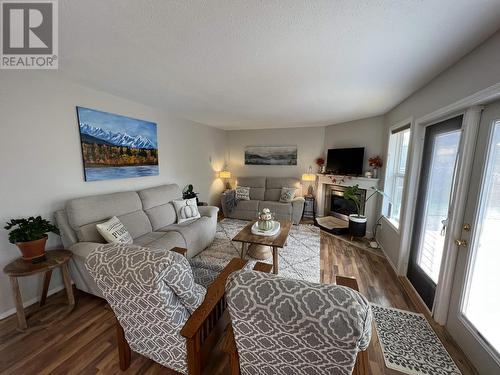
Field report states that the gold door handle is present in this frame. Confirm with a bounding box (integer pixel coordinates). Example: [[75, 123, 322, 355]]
[[455, 239, 468, 247]]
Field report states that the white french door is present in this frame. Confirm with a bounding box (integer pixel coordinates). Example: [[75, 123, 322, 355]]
[[447, 100, 500, 374]]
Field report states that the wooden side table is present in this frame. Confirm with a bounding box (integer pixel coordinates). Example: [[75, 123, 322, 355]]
[[303, 195, 316, 220], [3, 249, 75, 331]]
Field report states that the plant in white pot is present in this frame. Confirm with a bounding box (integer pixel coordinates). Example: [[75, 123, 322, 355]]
[[343, 185, 384, 238]]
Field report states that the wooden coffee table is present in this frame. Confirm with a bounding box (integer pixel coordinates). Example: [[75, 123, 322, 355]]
[[232, 220, 292, 274]]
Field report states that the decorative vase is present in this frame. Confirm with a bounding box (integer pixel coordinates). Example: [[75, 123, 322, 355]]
[[258, 208, 274, 231], [258, 219, 274, 231], [348, 215, 367, 238], [16, 236, 47, 262], [372, 168, 379, 178]]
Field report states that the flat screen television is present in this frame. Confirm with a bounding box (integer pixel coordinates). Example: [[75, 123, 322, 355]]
[[326, 147, 364, 176]]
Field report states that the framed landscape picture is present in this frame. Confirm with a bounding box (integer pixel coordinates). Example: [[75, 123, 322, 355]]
[[245, 145, 297, 165], [76, 106, 159, 182]]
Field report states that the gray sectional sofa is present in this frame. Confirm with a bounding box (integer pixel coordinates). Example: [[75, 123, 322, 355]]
[[220, 177, 305, 224], [55, 184, 218, 296]]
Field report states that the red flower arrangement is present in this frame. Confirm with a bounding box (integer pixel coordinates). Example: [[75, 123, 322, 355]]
[[315, 157, 325, 167], [369, 156, 383, 169]]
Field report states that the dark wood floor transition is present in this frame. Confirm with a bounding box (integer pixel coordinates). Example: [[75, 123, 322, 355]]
[[0, 230, 477, 374]]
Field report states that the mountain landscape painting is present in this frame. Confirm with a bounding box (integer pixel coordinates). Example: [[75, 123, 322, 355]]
[[76, 106, 159, 181], [245, 145, 297, 165]]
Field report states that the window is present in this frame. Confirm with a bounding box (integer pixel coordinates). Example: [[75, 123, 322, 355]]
[[383, 125, 411, 228]]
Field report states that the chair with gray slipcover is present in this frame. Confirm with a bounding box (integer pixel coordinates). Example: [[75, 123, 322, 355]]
[[225, 270, 372, 375], [85, 243, 269, 374]]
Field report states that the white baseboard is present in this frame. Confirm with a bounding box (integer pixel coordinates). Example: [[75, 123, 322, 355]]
[[0, 285, 66, 320], [377, 241, 400, 275]]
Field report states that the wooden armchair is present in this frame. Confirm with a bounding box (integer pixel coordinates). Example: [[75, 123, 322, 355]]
[[224, 273, 372, 375], [85, 243, 272, 374]]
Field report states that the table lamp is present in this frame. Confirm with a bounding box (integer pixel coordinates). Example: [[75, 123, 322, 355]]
[[302, 166, 316, 196], [219, 170, 232, 189]]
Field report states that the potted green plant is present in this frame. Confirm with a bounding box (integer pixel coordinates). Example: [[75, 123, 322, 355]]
[[343, 185, 384, 238], [4, 216, 59, 262], [182, 184, 199, 204]]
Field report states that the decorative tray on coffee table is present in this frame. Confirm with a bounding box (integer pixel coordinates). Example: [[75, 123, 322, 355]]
[[251, 221, 281, 237]]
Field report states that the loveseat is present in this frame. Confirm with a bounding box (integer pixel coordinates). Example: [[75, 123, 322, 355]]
[[220, 177, 305, 224], [55, 184, 218, 296]]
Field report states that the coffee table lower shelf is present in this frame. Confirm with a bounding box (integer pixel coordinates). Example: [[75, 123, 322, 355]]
[[232, 220, 293, 275]]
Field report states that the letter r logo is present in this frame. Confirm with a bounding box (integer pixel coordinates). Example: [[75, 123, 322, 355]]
[[2, 1, 53, 54]]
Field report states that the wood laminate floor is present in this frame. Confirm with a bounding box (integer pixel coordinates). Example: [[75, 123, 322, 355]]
[[0, 230, 477, 374]]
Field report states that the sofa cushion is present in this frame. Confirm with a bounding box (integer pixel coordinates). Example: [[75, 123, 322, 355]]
[[258, 201, 292, 216], [264, 177, 301, 201], [173, 198, 201, 223], [138, 184, 182, 230], [117, 210, 152, 240], [235, 186, 250, 201], [234, 200, 259, 212], [160, 217, 214, 256], [237, 177, 266, 201], [66, 191, 153, 242], [67, 191, 142, 228], [134, 231, 186, 250], [279, 187, 297, 203], [96, 216, 133, 244]]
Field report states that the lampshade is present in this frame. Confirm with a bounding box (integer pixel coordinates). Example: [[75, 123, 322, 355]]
[[219, 171, 231, 179], [302, 173, 316, 182]]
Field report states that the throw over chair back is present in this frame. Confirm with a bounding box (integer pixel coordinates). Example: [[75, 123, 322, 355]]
[[226, 271, 372, 375], [86, 244, 206, 374]]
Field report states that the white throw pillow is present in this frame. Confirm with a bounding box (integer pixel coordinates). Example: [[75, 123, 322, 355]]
[[96, 216, 133, 244], [173, 198, 201, 224], [279, 187, 297, 203], [235, 186, 250, 200]]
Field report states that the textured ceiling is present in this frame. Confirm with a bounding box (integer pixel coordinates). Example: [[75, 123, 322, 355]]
[[59, 0, 500, 129]]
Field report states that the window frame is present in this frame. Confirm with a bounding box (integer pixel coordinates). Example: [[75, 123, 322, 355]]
[[382, 124, 411, 230]]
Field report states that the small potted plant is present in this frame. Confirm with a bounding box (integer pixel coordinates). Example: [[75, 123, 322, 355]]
[[4, 216, 60, 262], [343, 185, 384, 238], [182, 184, 199, 204]]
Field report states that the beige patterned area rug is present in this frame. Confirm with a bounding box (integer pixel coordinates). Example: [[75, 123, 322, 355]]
[[194, 218, 321, 282]]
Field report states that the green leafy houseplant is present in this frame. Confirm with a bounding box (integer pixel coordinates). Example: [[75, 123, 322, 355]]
[[183, 184, 199, 202], [343, 185, 385, 238], [343, 185, 384, 218], [4, 216, 59, 261]]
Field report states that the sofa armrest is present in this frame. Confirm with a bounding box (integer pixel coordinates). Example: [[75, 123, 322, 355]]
[[69, 241, 104, 258], [291, 196, 305, 204], [198, 205, 219, 218]]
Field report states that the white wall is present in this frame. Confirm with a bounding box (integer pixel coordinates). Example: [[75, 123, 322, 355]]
[[379, 30, 500, 268], [227, 116, 385, 186], [324, 116, 386, 173], [227, 126, 326, 190], [0, 72, 226, 317]]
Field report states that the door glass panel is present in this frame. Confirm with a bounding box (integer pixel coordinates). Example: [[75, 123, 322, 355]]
[[461, 120, 500, 355], [417, 130, 461, 283]]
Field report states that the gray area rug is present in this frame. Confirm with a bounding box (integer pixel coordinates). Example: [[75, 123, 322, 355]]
[[194, 218, 321, 282], [371, 304, 461, 375]]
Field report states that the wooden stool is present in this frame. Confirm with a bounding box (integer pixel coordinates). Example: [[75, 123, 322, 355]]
[[3, 249, 75, 331]]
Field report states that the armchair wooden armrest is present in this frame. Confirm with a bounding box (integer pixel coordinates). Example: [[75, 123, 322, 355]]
[[336, 276, 369, 375], [171, 247, 188, 257], [181, 258, 248, 374]]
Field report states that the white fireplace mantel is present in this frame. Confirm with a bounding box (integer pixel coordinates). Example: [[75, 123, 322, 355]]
[[316, 174, 380, 234]]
